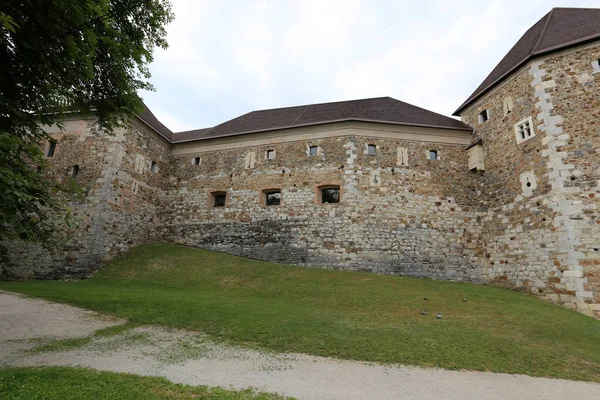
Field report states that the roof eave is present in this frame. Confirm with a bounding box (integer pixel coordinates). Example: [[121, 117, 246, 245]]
[[135, 115, 173, 143], [172, 118, 472, 144]]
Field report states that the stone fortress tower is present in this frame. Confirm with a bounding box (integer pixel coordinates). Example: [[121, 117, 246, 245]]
[[1, 8, 599, 318]]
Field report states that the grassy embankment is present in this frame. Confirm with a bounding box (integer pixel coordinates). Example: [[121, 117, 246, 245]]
[[1, 244, 599, 381]]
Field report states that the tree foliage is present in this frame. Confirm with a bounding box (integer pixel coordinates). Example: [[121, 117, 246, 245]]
[[0, 1, 173, 256]]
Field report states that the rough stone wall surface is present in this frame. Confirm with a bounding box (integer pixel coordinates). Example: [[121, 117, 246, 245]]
[[0, 118, 170, 279], [2, 41, 599, 318], [162, 131, 486, 280], [460, 42, 600, 317]]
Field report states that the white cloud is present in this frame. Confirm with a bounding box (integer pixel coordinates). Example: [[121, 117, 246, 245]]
[[143, 0, 600, 130]]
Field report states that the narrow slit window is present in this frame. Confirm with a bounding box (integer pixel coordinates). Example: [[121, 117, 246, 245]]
[[320, 185, 340, 204], [429, 150, 438, 160], [309, 145, 318, 156], [367, 144, 376, 155], [69, 165, 79, 178], [264, 189, 281, 206], [212, 191, 226, 207], [46, 141, 56, 157], [503, 97, 513, 116]]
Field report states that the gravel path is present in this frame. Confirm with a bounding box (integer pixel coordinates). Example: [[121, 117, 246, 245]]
[[1, 290, 599, 400]]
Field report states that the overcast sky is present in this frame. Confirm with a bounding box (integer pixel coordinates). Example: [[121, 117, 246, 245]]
[[140, 0, 599, 132]]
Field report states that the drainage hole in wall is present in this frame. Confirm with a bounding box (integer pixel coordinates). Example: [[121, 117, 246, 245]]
[[526, 182, 531, 187]]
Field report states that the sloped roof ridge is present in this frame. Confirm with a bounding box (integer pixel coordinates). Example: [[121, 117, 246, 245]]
[[246, 96, 393, 114], [454, 7, 600, 115], [532, 8, 555, 52], [171, 96, 471, 143], [137, 102, 174, 141]]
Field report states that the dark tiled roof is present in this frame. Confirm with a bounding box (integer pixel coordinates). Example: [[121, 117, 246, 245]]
[[174, 127, 211, 142], [454, 7, 600, 115], [173, 97, 471, 143], [137, 102, 174, 141]]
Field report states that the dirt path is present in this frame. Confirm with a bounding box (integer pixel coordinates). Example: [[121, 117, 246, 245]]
[[1, 290, 598, 400]]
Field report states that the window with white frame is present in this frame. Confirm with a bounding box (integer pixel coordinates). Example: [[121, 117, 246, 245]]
[[592, 59, 600, 74], [478, 109, 489, 123], [515, 117, 535, 143]]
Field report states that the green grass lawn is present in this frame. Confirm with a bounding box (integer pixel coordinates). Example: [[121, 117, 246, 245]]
[[1, 244, 599, 382], [0, 367, 292, 399]]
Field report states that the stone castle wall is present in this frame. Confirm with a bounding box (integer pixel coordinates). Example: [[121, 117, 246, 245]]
[[459, 42, 600, 317], [2, 40, 599, 317], [163, 124, 486, 280], [0, 118, 170, 279]]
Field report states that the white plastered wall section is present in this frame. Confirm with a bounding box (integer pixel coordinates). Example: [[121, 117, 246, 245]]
[[530, 59, 593, 314]]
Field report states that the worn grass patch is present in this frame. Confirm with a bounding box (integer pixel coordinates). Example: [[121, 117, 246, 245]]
[[2, 244, 600, 382], [0, 367, 292, 399], [27, 323, 137, 354]]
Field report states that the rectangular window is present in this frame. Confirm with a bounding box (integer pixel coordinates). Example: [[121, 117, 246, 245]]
[[263, 189, 281, 206], [320, 185, 340, 204], [309, 145, 318, 156], [192, 157, 201, 165], [211, 191, 226, 207], [428, 150, 438, 160], [478, 109, 489, 123], [46, 141, 56, 157], [266, 149, 276, 160], [592, 59, 600, 74], [150, 161, 159, 173], [515, 117, 535, 143], [69, 165, 79, 178], [367, 144, 376, 155]]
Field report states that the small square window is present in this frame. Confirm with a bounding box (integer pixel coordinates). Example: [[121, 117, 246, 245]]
[[150, 161, 159, 173], [211, 191, 226, 207], [319, 185, 340, 204], [515, 117, 535, 143], [192, 157, 201, 166], [266, 149, 276, 160], [46, 141, 56, 157], [367, 144, 376, 155], [478, 109, 489, 123], [263, 189, 281, 206], [428, 150, 438, 160], [309, 145, 318, 156]]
